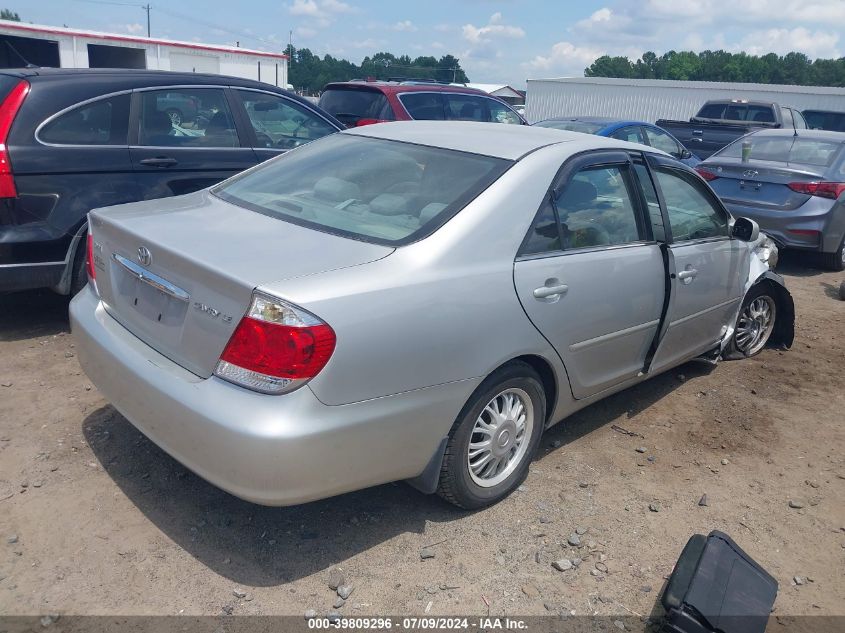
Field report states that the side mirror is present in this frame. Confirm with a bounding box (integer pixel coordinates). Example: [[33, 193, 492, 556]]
[[732, 217, 760, 242], [680, 148, 692, 160]]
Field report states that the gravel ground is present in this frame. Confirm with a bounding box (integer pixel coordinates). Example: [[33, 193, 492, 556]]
[[1, 253, 843, 626]]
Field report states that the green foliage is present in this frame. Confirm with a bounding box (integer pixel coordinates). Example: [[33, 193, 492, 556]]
[[1, 8, 20, 21], [585, 50, 845, 87], [284, 45, 469, 93]]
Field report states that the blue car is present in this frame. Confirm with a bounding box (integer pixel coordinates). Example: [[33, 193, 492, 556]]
[[533, 116, 700, 167]]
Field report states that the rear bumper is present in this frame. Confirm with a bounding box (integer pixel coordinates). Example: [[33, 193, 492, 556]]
[[723, 198, 844, 253], [70, 286, 476, 505]]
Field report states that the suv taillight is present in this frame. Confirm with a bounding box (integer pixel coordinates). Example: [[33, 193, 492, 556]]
[[215, 292, 336, 394], [0, 80, 29, 199], [788, 181, 845, 200]]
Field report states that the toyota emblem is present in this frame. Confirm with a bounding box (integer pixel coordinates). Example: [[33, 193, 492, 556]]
[[137, 246, 152, 267]]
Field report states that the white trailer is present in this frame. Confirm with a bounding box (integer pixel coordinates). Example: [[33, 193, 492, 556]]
[[526, 76, 845, 124], [0, 19, 288, 87]]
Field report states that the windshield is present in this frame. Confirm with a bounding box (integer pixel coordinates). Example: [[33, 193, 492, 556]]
[[533, 120, 604, 134], [214, 134, 511, 245], [318, 88, 395, 127], [715, 135, 843, 167]]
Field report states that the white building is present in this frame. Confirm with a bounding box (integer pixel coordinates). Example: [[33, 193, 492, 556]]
[[0, 20, 288, 87], [466, 83, 525, 106], [526, 77, 845, 124]]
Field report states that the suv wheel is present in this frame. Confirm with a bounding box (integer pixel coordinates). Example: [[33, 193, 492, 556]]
[[437, 362, 545, 509]]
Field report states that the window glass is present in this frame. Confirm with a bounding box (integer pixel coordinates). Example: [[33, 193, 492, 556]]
[[444, 94, 486, 122], [643, 127, 680, 157], [554, 166, 643, 249], [521, 196, 560, 255], [138, 88, 238, 147], [40, 94, 130, 145], [715, 136, 842, 167], [696, 103, 726, 119], [237, 90, 336, 150], [653, 169, 728, 241], [215, 134, 510, 245], [610, 126, 644, 144], [633, 163, 664, 241], [318, 88, 394, 127], [746, 106, 774, 122], [399, 93, 445, 120], [487, 99, 522, 124]]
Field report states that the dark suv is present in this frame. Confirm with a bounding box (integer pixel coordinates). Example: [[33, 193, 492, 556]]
[[0, 68, 342, 295], [319, 81, 526, 128]]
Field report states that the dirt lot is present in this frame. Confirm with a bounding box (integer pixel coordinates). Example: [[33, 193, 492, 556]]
[[1, 254, 843, 625]]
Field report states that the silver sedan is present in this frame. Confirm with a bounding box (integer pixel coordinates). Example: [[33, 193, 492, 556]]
[[70, 122, 794, 509]]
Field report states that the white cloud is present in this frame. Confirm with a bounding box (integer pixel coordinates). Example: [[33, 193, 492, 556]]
[[289, 0, 321, 17], [321, 0, 355, 14], [351, 38, 380, 49], [391, 20, 417, 32], [523, 41, 607, 76], [124, 23, 144, 34], [462, 13, 525, 44], [738, 27, 840, 58], [287, 0, 357, 29], [295, 26, 318, 38]]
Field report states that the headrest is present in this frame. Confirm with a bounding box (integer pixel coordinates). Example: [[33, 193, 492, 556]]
[[369, 193, 410, 216], [313, 177, 361, 202]]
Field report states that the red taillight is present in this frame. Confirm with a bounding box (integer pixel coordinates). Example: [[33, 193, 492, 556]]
[[787, 181, 845, 200], [355, 118, 387, 127], [85, 233, 96, 282], [215, 293, 336, 394], [0, 80, 30, 199], [695, 167, 719, 182]]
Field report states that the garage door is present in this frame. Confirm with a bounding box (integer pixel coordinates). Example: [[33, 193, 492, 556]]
[[169, 52, 220, 74]]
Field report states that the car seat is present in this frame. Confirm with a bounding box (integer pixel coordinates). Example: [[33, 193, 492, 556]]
[[141, 110, 175, 146]]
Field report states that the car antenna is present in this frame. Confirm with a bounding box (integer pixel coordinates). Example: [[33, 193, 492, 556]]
[[4, 41, 38, 68]]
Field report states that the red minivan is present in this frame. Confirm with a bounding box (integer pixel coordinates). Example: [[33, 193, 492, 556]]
[[319, 80, 526, 128]]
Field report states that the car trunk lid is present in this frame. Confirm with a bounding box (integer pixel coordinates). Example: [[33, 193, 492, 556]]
[[90, 189, 392, 378], [702, 159, 826, 211]]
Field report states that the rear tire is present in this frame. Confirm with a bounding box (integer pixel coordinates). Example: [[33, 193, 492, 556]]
[[436, 362, 545, 510], [820, 237, 845, 272]]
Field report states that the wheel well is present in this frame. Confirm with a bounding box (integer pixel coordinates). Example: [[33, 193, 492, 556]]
[[504, 354, 557, 424], [754, 277, 795, 349]]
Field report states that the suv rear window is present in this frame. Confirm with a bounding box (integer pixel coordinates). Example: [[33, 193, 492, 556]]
[[39, 94, 131, 145], [319, 88, 395, 127], [716, 136, 843, 167], [214, 134, 510, 245]]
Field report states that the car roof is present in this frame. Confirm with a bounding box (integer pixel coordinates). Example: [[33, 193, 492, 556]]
[[746, 128, 845, 142], [322, 81, 492, 97], [344, 120, 659, 161], [0, 67, 281, 88]]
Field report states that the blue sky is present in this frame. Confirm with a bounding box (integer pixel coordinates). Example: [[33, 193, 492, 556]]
[[11, 1, 845, 87]]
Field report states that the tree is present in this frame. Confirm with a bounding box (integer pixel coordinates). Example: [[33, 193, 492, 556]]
[[1, 8, 20, 21], [585, 56, 634, 78]]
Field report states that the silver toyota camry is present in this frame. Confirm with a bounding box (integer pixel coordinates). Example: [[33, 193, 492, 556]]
[[70, 122, 794, 509]]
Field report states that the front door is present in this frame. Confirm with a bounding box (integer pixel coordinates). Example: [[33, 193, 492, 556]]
[[129, 86, 257, 199], [645, 155, 746, 372], [514, 151, 666, 399]]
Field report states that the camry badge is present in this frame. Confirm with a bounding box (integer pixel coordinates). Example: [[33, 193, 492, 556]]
[[743, 169, 759, 178], [137, 246, 152, 267]]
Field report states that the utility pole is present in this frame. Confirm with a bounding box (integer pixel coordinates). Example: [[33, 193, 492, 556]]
[[143, 4, 151, 37]]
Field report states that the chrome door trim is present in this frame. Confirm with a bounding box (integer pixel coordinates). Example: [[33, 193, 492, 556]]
[[112, 253, 190, 302]]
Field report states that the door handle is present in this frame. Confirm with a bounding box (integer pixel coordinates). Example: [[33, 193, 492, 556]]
[[533, 283, 569, 299], [677, 268, 698, 282], [139, 157, 178, 167]]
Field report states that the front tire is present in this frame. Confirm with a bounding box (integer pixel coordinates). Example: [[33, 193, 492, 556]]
[[436, 362, 546, 509], [726, 285, 777, 358]]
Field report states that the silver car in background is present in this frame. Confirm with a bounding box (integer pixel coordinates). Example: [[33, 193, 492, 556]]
[[70, 122, 794, 509], [697, 129, 845, 271]]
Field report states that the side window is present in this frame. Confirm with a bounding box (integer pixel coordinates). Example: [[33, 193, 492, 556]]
[[521, 196, 560, 255], [653, 169, 728, 241], [633, 163, 664, 241], [399, 93, 445, 120], [444, 94, 487, 122], [643, 127, 681, 158], [235, 90, 336, 150], [781, 107, 793, 128], [554, 165, 644, 249], [39, 94, 130, 145], [610, 126, 645, 144], [138, 88, 238, 148], [487, 99, 522, 125]]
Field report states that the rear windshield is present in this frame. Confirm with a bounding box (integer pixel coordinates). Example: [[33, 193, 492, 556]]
[[715, 136, 843, 167], [696, 103, 775, 123], [213, 134, 511, 245], [533, 120, 604, 134], [318, 88, 394, 127]]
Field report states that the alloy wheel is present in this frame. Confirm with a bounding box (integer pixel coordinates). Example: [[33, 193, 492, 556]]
[[735, 295, 776, 356]]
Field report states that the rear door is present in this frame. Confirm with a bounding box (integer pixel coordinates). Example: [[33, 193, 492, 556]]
[[129, 86, 257, 199], [514, 151, 665, 399], [645, 156, 745, 372]]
